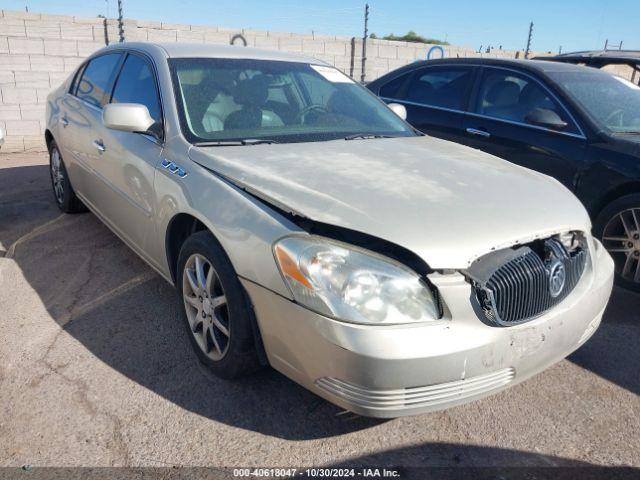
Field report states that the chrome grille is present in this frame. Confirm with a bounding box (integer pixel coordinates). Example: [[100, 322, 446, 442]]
[[470, 237, 588, 325]]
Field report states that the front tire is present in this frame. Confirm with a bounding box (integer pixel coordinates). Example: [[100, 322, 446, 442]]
[[176, 231, 261, 379], [49, 140, 86, 213], [594, 193, 640, 292]]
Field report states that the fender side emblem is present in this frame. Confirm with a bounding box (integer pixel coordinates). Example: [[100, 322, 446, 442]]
[[161, 159, 188, 178]]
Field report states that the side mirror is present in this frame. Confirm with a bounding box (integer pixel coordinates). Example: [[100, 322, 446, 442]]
[[524, 108, 568, 131], [387, 102, 407, 121], [0, 127, 5, 148], [103, 103, 155, 133]]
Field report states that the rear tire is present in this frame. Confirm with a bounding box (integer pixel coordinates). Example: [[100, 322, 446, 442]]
[[176, 230, 262, 379], [594, 193, 640, 292], [49, 140, 86, 213]]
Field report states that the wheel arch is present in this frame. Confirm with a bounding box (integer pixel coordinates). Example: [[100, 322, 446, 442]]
[[44, 130, 54, 152], [164, 211, 269, 365], [590, 181, 640, 220], [165, 212, 207, 285]]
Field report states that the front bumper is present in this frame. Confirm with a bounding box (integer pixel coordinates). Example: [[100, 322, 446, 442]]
[[242, 240, 614, 418]]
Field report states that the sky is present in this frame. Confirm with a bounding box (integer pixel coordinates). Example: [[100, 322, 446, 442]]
[[3, 0, 639, 53]]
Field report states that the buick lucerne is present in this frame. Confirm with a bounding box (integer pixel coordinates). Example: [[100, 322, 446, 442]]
[[45, 43, 614, 417]]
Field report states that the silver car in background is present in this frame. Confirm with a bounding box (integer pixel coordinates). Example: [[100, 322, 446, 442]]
[[45, 43, 614, 417]]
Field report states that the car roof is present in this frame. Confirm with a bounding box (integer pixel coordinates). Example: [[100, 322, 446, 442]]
[[407, 57, 592, 73], [97, 41, 326, 65], [551, 49, 640, 60], [536, 50, 640, 67], [366, 57, 603, 88]]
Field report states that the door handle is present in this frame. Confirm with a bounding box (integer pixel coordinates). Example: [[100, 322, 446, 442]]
[[60, 117, 69, 127], [92, 139, 106, 153], [466, 127, 491, 138]]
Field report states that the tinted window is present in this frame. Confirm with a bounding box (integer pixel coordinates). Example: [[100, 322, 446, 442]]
[[403, 67, 472, 109], [379, 72, 411, 98], [475, 69, 577, 133], [76, 53, 122, 108], [111, 54, 163, 134]]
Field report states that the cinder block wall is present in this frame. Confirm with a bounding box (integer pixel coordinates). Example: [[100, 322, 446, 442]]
[[0, 8, 532, 153]]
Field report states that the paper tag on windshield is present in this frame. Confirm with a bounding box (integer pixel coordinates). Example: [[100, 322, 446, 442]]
[[613, 75, 640, 90], [311, 65, 354, 83]]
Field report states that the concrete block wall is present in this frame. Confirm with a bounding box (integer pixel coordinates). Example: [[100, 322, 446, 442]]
[[0, 8, 533, 153]]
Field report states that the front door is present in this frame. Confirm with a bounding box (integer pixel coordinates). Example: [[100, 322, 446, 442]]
[[97, 52, 165, 262], [462, 67, 587, 190]]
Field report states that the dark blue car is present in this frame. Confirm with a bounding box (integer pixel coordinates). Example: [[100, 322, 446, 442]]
[[368, 58, 640, 291]]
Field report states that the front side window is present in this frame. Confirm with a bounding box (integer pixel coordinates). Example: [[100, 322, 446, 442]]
[[111, 53, 163, 137], [550, 70, 640, 134], [76, 53, 122, 108], [475, 69, 577, 133], [170, 58, 415, 144], [402, 67, 473, 110], [379, 72, 411, 99]]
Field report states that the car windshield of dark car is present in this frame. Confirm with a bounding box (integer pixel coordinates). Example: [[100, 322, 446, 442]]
[[550, 70, 640, 134], [169, 58, 415, 144]]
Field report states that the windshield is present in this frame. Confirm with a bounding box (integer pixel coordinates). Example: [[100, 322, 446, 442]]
[[169, 58, 415, 144], [550, 70, 640, 134]]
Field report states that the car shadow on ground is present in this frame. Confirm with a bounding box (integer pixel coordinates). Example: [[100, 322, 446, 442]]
[[328, 443, 639, 478], [1, 161, 388, 441], [2, 161, 639, 443], [568, 286, 640, 396]]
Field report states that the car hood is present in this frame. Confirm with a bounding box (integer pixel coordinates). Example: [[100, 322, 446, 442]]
[[189, 136, 591, 269]]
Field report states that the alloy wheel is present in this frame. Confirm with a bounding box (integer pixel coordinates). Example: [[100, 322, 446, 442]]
[[182, 253, 230, 360], [602, 207, 640, 283], [50, 148, 64, 205]]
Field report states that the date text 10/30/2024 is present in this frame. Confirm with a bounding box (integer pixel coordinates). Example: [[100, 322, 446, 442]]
[[233, 468, 402, 478]]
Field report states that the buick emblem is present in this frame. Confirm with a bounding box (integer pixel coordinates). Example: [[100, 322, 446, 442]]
[[548, 260, 566, 298]]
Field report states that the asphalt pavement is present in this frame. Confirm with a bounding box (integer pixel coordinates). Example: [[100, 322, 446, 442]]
[[0, 152, 638, 469]]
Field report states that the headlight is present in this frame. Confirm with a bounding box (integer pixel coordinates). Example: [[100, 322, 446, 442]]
[[273, 236, 441, 325]]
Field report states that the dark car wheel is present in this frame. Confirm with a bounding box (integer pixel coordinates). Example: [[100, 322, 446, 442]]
[[49, 140, 87, 213], [176, 230, 262, 379], [594, 193, 640, 292]]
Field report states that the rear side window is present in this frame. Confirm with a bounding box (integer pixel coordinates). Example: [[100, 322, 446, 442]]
[[403, 67, 473, 110], [111, 53, 163, 135], [76, 53, 122, 108]]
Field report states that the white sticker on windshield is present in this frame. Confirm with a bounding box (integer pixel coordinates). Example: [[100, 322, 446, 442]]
[[613, 75, 640, 90], [310, 65, 354, 83]]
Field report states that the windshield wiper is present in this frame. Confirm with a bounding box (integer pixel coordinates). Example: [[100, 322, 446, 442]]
[[613, 130, 640, 135], [344, 134, 396, 141], [194, 139, 279, 147]]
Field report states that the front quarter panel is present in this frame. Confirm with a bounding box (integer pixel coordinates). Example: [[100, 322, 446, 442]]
[[578, 141, 640, 214], [153, 139, 300, 298]]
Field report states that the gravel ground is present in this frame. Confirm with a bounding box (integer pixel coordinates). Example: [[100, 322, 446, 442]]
[[0, 152, 638, 469]]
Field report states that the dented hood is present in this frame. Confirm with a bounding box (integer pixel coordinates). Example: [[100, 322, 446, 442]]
[[189, 135, 591, 269]]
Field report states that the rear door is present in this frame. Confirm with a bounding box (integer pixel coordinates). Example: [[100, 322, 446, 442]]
[[462, 67, 587, 189], [376, 65, 476, 144]]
